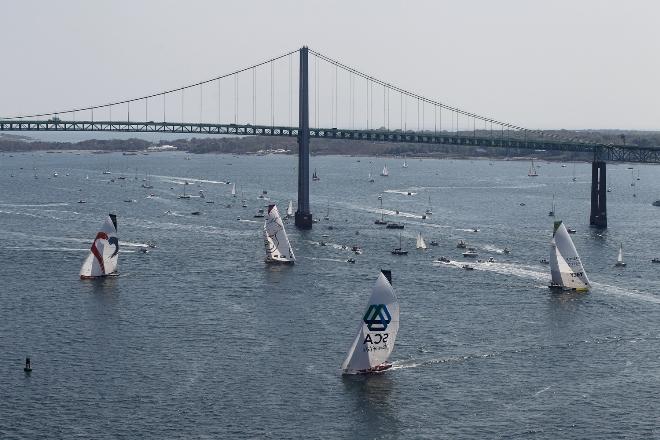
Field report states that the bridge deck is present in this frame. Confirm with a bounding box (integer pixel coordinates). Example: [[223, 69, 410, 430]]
[[1, 119, 658, 163]]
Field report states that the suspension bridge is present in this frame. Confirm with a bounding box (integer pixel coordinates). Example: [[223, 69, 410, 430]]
[[1, 46, 659, 229]]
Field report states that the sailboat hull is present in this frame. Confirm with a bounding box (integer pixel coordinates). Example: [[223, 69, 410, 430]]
[[80, 272, 119, 280], [264, 257, 295, 265], [343, 362, 393, 375]]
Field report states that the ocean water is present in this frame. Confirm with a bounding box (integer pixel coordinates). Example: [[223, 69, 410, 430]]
[[1, 151, 659, 438]]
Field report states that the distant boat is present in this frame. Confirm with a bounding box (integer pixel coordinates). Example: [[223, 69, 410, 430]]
[[462, 264, 475, 271], [652, 258, 660, 263], [368, 172, 375, 183], [416, 232, 427, 250], [391, 233, 408, 255], [462, 248, 478, 258], [548, 220, 590, 291], [102, 171, 111, 175], [312, 169, 320, 181], [402, 157, 408, 168], [456, 240, 467, 249], [231, 183, 236, 197], [572, 163, 577, 182], [254, 208, 265, 218], [386, 222, 404, 229], [528, 159, 538, 177], [615, 243, 626, 267], [375, 195, 387, 225], [425, 195, 433, 215], [264, 204, 295, 264], [324, 203, 330, 221], [286, 200, 294, 218], [567, 227, 576, 234], [80, 214, 119, 280], [177, 183, 191, 199], [503, 247, 511, 254], [381, 164, 389, 177], [141, 173, 153, 189], [548, 194, 556, 217], [341, 270, 399, 375], [653, 200, 660, 207]]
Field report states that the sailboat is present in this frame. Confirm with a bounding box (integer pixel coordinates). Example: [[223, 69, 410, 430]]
[[177, 182, 191, 199], [528, 159, 538, 177], [341, 270, 399, 375], [548, 220, 590, 291], [231, 183, 236, 197], [402, 157, 408, 168], [286, 200, 294, 218], [615, 244, 626, 267], [80, 214, 119, 279], [141, 173, 153, 189], [368, 172, 375, 183], [425, 195, 433, 215], [324, 203, 330, 221], [381, 164, 389, 177], [375, 195, 387, 225], [391, 233, 408, 255], [416, 232, 427, 250], [548, 194, 556, 217], [312, 169, 320, 181], [572, 163, 577, 182], [264, 204, 295, 264]]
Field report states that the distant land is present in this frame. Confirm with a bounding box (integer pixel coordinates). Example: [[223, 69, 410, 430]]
[[1, 130, 658, 162]]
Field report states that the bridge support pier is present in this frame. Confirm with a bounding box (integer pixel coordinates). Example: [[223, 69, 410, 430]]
[[589, 160, 607, 228], [295, 46, 313, 230]]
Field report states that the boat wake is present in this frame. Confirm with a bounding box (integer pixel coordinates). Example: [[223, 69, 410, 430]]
[[592, 282, 660, 305], [384, 189, 418, 196]]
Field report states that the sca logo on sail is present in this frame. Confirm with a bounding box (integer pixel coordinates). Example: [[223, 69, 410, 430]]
[[362, 304, 391, 346]]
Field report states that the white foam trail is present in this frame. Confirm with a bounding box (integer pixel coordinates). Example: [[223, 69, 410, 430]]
[[0, 203, 69, 208], [4, 246, 89, 252], [593, 282, 660, 304], [151, 174, 230, 185], [384, 189, 418, 196]]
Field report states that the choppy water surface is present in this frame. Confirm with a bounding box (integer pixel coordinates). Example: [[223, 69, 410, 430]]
[[1, 151, 659, 438]]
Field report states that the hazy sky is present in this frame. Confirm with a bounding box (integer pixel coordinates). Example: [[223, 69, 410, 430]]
[[1, 0, 658, 130]]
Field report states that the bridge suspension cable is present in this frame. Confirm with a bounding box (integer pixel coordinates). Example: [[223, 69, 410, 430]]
[[2, 48, 299, 121]]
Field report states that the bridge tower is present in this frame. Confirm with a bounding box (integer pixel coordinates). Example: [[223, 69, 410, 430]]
[[295, 46, 313, 229], [589, 155, 607, 228]]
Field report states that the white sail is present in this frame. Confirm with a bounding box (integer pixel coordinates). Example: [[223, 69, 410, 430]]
[[264, 204, 295, 264], [549, 221, 590, 291], [617, 244, 624, 263], [341, 272, 399, 374], [416, 232, 427, 249], [231, 183, 236, 197], [381, 164, 389, 176], [402, 157, 408, 168], [286, 200, 293, 217], [80, 214, 119, 279]]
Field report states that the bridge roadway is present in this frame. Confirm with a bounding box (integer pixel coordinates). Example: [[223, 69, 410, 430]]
[[1, 119, 659, 164]]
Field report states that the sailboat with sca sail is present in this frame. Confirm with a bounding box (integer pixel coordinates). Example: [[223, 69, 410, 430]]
[[341, 270, 399, 375], [80, 214, 119, 279], [264, 204, 295, 264], [548, 220, 590, 291]]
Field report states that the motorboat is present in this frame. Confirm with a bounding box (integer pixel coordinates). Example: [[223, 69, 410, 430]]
[[456, 240, 467, 249], [462, 264, 475, 271], [462, 248, 478, 258], [386, 222, 404, 229]]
